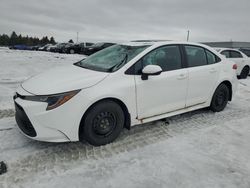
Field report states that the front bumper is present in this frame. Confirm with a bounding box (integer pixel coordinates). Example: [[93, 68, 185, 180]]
[[13, 87, 83, 142], [15, 102, 37, 137], [14, 97, 71, 142]]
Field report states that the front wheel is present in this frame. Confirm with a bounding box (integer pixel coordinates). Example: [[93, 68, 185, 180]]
[[79, 101, 124, 146], [210, 84, 230, 112]]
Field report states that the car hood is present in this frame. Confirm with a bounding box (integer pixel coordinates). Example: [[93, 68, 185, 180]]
[[22, 64, 109, 95]]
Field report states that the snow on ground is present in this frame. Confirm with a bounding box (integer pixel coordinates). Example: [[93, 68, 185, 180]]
[[0, 48, 250, 188], [0, 48, 84, 110]]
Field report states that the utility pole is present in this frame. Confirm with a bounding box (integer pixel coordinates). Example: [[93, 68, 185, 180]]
[[187, 30, 190, 41], [76, 32, 79, 43]]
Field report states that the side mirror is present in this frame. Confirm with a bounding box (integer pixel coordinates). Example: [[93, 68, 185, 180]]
[[141, 65, 162, 80]]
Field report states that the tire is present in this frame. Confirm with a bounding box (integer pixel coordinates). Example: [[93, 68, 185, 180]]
[[80, 100, 125, 146], [69, 49, 75, 54], [239, 66, 250, 79], [210, 84, 230, 112]]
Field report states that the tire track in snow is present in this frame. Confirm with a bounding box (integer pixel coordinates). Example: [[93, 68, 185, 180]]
[[1, 101, 250, 186], [0, 109, 15, 119]]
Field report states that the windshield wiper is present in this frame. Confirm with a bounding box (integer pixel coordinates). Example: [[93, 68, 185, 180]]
[[109, 54, 128, 72]]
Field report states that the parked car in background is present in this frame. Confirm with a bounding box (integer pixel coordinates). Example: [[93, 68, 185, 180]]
[[52, 43, 68, 53], [64, 42, 94, 54], [61, 43, 74, 53], [215, 48, 250, 78], [38, 44, 53, 51], [239, 48, 250, 57], [46, 44, 57, 52], [9, 45, 31, 50], [14, 41, 237, 146], [30, 45, 41, 51], [49, 44, 59, 52], [83, 42, 115, 55]]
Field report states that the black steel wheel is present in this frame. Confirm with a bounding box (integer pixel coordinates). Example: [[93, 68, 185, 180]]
[[210, 84, 230, 112], [80, 100, 124, 146]]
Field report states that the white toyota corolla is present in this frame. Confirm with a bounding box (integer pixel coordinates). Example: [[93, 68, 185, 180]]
[[14, 41, 238, 146]]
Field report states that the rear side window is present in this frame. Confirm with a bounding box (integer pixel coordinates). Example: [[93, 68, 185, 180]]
[[221, 50, 230, 58], [206, 50, 219, 64], [230, 50, 243, 58], [184, 46, 207, 67]]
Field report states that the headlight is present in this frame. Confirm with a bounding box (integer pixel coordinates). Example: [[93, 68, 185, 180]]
[[23, 90, 81, 111]]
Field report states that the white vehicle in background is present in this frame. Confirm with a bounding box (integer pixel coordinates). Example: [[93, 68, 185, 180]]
[[215, 48, 250, 79], [14, 41, 238, 146]]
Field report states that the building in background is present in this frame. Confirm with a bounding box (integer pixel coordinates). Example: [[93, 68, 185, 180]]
[[203, 41, 250, 49]]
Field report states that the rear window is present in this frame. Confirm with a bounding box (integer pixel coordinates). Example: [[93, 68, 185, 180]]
[[206, 50, 217, 64]]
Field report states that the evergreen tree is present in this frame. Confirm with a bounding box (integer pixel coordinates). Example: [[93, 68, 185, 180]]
[[10, 31, 18, 45], [50, 37, 56, 44], [68, 39, 74, 43], [0, 31, 57, 46]]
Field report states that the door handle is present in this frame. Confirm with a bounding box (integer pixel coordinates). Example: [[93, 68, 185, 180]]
[[177, 74, 187, 80]]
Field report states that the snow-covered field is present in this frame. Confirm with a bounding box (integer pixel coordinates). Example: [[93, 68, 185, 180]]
[[0, 48, 250, 188]]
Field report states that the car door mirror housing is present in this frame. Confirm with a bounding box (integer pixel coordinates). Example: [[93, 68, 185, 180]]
[[141, 65, 162, 80]]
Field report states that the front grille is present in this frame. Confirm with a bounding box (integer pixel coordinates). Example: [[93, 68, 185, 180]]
[[15, 102, 37, 137]]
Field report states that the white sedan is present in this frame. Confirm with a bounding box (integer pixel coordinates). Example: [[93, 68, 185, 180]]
[[215, 48, 250, 79], [14, 41, 238, 146]]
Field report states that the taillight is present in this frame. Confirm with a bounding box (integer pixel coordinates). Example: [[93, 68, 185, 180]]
[[233, 64, 237, 70]]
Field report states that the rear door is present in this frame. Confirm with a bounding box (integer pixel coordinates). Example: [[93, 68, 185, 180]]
[[184, 45, 221, 107]]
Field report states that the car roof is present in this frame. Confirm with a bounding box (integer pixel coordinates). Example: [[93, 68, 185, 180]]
[[121, 41, 213, 48], [214, 47, 241, 52]]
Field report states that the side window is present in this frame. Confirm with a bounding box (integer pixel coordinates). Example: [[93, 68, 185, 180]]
[[141, 45, 182, 72], [221, 50, 230, 58], [184, 46, 207, 67], [206, 50, 219, 64], [230, 50, 243, 58]]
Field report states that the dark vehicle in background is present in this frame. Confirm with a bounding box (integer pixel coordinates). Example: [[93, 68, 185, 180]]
[[9, 44, 31, 50], [49, 44, 59, 52], [239, 48, 250, 57], [31, 45, 41, 51], [64, 42, 94, 54], [61, 43, 74, 53], [51, 43, 68, 53], [38, 44, 53, 51], [83, 42, 115, 55]]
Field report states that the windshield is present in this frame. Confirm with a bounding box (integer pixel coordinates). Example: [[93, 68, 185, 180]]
[[75, 44, 150, 72]]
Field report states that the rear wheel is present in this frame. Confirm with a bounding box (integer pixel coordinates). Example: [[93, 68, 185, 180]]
[[239, 66, 250, 79], [79, 100, 124, 146], [210, 84, 230, 112]]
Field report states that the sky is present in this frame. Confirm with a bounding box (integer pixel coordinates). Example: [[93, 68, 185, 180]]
[[0, 0, 250, 43]]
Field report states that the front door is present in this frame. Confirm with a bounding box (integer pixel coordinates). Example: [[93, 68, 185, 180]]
[[134, 45, 188, 119]]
